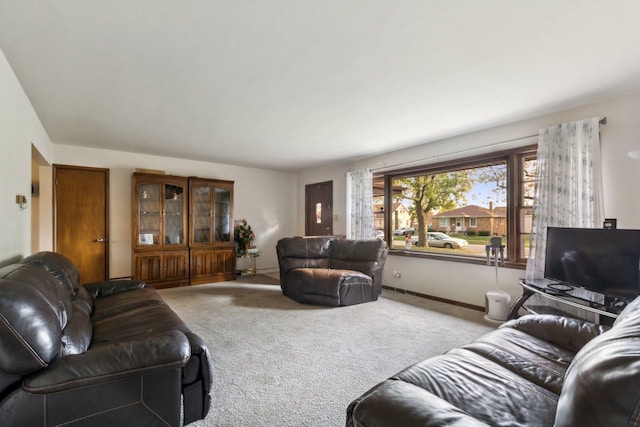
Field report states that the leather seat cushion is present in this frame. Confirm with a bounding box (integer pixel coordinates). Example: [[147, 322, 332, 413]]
[[92, 303, 190, 346], [391, 348, 559, 427], [462, 327, 575, 394], [90, 287, 166, 321], [287, 268, 372, 305]]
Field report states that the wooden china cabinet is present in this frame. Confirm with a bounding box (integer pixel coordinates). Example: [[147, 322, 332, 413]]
[[132, 172, 236, 288], [188, 177, 236, 285], [132, 173, 189, 288]]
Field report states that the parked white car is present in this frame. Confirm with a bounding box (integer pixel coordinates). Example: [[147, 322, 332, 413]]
[[393, 227, 415, 236], [412, 232, 468, 249]]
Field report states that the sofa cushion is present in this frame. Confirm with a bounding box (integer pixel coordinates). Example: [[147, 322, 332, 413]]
[[0, 278, 62, 374], [555, 303, 640, 426], [286, 268, 372, 306], [348, 379, 490, 427], [20, 251, 80, 298], [462, 327, 575, 395], [0, 263, 72, 330], [276, 237, 332, 274], [91, 303, 192, 346], [91, 287, 166, 321], [328, 239, 386, 275], [74, 285, 95, 316], [504, 314, 608, 353], [390, 348, 558, 426], [83, 279, 146, 299], [60, 303, 93, 356]]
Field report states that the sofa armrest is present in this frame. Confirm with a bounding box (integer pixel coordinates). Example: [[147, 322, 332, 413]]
[[501, 314, 609, 353], [83, 279, 146, 298], [23, 330, 190, 393], [181, 330, 213, 423], [347, 379, 489, 427]]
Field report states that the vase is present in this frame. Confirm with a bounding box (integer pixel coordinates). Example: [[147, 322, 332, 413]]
[[237, 240, 253, 254]]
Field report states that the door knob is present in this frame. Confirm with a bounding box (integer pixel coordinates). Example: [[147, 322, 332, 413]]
[[94, 238, 105, 243]]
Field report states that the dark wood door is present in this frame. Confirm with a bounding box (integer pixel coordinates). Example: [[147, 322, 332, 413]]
[[54, 165, 109, 283], [305, 181, 333, 236]]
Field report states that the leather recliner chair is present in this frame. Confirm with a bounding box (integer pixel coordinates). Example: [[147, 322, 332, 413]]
[[276, 237, 388, 306]]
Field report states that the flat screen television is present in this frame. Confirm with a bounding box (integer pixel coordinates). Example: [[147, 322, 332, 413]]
[[544, 227, 640, 302]]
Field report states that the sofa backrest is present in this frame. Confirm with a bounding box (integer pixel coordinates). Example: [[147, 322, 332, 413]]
[[0, 253, 95, 380], [276, 237, 333, 275], [328, 239, 388, 279], [0, 263, 72, 329], [20, 251, 80, 298], [0, 270, 67, 375], [554, 295, 640, 426]]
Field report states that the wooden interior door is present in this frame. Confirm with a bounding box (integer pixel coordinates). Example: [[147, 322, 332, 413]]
[[54, 165, 109, 283], [305, 181, 333, 236]]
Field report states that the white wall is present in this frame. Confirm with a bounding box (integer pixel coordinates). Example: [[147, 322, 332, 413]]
[[53, 145, 297, 278], [0, 49, 52, 263], [298, 90, 640, 308]]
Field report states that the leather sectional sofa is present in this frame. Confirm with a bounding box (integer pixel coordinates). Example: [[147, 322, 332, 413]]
[[276, 237, 388, 306], [0, 251, 211, 426], [347, 297, 640, 427]]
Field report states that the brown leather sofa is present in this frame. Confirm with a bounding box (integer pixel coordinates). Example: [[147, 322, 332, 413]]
[[276, 237, 388, 306], [0, 252, 211, 426], [346, 298, 640, 427]]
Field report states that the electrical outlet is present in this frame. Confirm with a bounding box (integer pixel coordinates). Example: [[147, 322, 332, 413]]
[[392, 270, 401, 279]]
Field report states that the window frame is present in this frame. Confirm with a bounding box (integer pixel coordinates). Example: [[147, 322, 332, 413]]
[[379, 144, 537, 269]]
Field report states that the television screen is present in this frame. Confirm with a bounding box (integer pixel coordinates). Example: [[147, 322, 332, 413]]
[[544, 227, 640, 302]]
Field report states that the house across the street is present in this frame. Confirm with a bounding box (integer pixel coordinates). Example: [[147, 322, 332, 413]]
[[432, 203, 508, 236]]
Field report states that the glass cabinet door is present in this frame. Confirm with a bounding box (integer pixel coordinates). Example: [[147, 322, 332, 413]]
[[214, 187, 231, 243], [163, 183, 185, 246], [137, 182, 160, 246], [192, 185, 212, 244]]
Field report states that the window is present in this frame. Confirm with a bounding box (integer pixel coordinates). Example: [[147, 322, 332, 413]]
[[374, 145, 536, 267]]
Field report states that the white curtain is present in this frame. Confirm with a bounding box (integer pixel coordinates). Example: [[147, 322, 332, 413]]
[[526, 116, 604, 283], [346, 168, 374, 240]]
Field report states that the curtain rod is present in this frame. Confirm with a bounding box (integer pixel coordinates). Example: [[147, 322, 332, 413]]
[[371, 116, 606, 173], [371, 134, 537, 172]]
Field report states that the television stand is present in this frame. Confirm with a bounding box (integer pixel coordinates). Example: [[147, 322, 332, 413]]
[[507, 280, 624, 324]]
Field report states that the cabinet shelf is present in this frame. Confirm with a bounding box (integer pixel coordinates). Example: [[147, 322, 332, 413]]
[[188, 177, 235, 284], [132, 173, 236, 288], [132, 174, 189, 287]]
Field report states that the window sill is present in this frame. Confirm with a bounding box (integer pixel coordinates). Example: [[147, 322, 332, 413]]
[[388, 248, 526, 270]]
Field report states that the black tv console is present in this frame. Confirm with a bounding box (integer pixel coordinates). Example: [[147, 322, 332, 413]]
[[508, 279, 626, 324]]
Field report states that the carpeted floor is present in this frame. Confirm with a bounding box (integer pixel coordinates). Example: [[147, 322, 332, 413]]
[[159, 275, 495, 427]]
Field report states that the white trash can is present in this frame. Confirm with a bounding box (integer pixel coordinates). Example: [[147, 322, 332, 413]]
[[484, 290, 512, 322]]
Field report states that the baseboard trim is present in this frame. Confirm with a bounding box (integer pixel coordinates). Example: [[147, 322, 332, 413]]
[[382, 285, 484, 312]]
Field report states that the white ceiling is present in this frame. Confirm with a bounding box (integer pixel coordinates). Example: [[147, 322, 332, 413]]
[[2, 1, 640, 171]]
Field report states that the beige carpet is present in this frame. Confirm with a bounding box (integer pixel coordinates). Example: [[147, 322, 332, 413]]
[[159, 275, 495, 427]]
